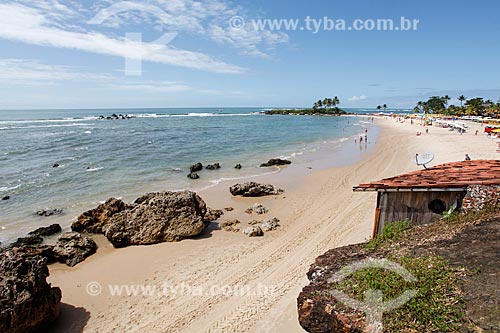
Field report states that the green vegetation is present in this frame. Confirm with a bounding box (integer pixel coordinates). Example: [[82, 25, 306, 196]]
[[365, 220, 411, 250], [264, 97, 346, 115], [415, 95, 500, 117], [330, 255, 466, 332]]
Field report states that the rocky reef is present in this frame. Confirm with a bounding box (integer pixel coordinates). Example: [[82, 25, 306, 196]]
[[229, 182, 284, 197]]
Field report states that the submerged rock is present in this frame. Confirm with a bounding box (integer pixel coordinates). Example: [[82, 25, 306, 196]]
[[206, 162, 221, 170], [52, 232, 97, 267], [28, 224, 62, 237], [72, 198, 132, 233], [189, 162, 203, 173], [243, 226, 264, 237], [187, 172, 200, 179], [0, 247, 62, 333], [234, 164, 242, 169], [229, 182, 284, 197], [2, 195, 10, 201], [36, 208, 63, 217], [260, 158, 291, 167], [52, 163, 60, 168], [104, 191, 208, 247]]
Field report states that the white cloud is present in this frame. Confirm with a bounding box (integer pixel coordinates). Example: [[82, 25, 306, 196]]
[[348, 95, 367, 101], [0, 2, 244, 74], [0, 59, 112, 85], [106, 81, 192, 93]]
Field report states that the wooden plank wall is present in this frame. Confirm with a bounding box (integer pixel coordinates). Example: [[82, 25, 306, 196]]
[[376, 191, 466, 234]]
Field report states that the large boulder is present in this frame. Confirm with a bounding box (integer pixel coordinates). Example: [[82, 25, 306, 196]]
[[53, 232, 97, 267], [71, 198, 131, 233], [229, 182, 284, 197], [260, 158, 291, 167], [0, 248, 62, 333], [189, 162, 203, 173], [103, 191, 208, 247]]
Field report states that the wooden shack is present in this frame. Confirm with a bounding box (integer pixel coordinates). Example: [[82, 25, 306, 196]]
[[353, 160, 500, 238]]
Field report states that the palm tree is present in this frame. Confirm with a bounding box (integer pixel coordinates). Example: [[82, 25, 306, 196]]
[[376, 105, 382, 111], [332, 96, 340, 107], [458, 95, 466, 107], [443, 95, 450, 109], [382, 104, 387, 112]]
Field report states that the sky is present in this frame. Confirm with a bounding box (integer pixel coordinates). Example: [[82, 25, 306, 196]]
[[0, 0, 499, 109]]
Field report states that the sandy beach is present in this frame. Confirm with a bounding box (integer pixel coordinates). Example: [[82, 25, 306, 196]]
[[47, 117, 498, 333]]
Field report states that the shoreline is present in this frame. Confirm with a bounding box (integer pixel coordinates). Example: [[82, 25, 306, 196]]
[[0, 114, 375, 244], [46, 117, 498, 332]]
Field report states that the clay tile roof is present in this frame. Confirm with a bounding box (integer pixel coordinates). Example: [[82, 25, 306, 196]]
[[354, 160, 500, 191]]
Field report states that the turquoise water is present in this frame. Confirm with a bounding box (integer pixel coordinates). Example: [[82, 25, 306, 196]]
[[0, 108, 378, 243]]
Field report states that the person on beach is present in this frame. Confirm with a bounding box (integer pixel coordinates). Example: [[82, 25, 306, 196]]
[[475, 130, 478, 136], [465, 154, 471, 161], [426, 128, 429, 134], [360, 136, 363, 143]]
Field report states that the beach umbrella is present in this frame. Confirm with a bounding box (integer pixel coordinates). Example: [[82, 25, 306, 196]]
[[492, 129, 500, 133]]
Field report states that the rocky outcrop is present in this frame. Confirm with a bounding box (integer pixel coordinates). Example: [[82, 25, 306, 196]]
[[36, 208, 63, 217], [11, 235, 43, 247], [229, 182, 284, 197], [260, 158, 291, 167], [28, 224, 62, 237], [187, 172, 200, 179], [220, 220, 241, 232], [262, 217, 280, 231], [204, 208, 223, 222], [246, 203, 269, 215], [71, 198, 131, 233], [189, 162, 203, 173], [2, 195, 10, 201], [0, 247, 62, 333], [206, 163, 221, 170], [243, 226, 263, 237], [52, 232, 97, 267], [103, 191, 208, 247]]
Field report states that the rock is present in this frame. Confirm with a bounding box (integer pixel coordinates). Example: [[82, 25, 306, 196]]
[[206, 162, 221, 170], [0, 247, 62, 333], [187, 172, 200, 179], [260, 158, 291, 167], [220, 220, 241, 232], [190, 162, 203, 173], [246, 203, 269, 215], [103, 191, 207, 247], [52, 163, 60, 168], [229, 182, 284, 197], [243, 226, 264, 237], [36, 208, 63, 217], [13, 245, 56, 263], [262, 217, 280, 231], [52, 232, 97, 267], [248, 220, 261, 225], [12, 235, 43, 247], [224, 207, 234, 211], [71, 198, 131, 233], [204, 208, 224, 222], [234, 164, 242, 169], [28, 224, 62, 237], [2, 195, 10, 201]]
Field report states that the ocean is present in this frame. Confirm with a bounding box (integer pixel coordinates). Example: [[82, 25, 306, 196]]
[[0, 108, 379, 244]]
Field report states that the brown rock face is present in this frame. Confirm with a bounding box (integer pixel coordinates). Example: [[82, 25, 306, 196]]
[[229, 182, 284, 197], [0, 248, 62, 333], [72, 198, 131, 233], [53, 232, 97, 267], [103, 191, 208, 247]]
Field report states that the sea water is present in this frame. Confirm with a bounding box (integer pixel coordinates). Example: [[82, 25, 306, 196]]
[[0, 108, 378, 243]]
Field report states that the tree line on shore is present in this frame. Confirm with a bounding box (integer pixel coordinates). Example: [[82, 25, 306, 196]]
[[265, 97, 346, 115], [413, 95, 499, 117]]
